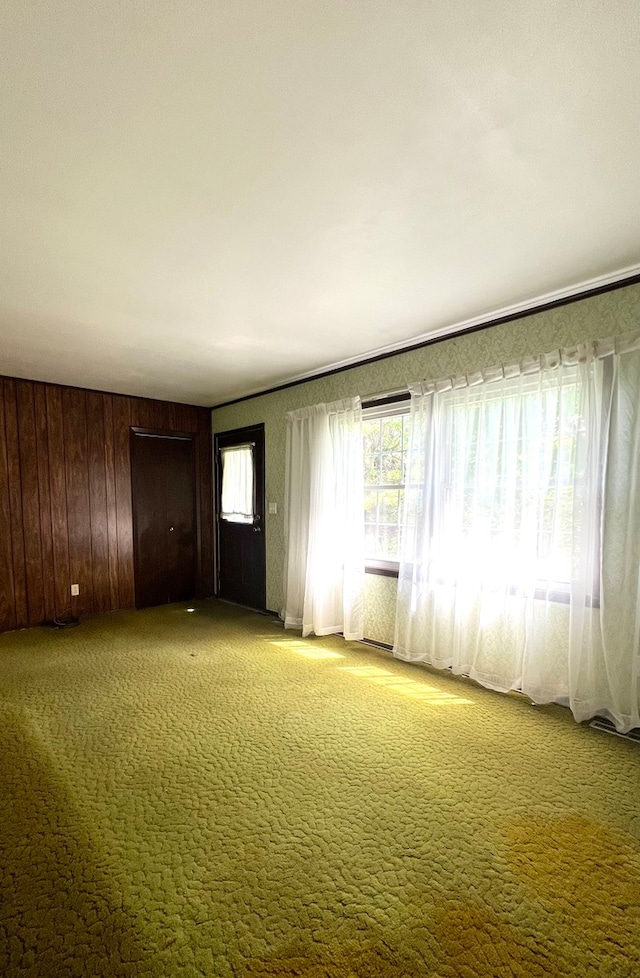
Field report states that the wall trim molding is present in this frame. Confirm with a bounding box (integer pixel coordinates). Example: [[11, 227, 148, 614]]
[[212, 267, 640, 411]]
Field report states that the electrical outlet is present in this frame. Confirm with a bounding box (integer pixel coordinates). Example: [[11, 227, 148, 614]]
[[268, 502, 278, 515], [71, 584, 80, 596]]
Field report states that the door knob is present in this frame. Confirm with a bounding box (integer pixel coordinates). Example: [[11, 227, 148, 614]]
[[169, 526, 174, 532]]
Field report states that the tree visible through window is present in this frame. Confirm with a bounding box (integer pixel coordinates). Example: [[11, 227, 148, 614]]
[[363, 407, 410, 565]]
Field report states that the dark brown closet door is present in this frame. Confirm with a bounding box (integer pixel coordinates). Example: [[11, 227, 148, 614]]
[[131, 433, 196, 608]]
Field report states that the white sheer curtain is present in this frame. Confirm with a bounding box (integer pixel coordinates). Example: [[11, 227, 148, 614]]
[[283, 397, 364, 640], [394, 331, 640, 732], [570, 334, 640, 731], [221, 445, 254, 523]]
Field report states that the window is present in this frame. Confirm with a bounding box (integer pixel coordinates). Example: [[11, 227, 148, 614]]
[[393, 332, 640, 730], [362, 400, 410, 572], [436, 370, 582, 593], [363, 372, 585, 592], [394, 367, 588, 601], [220, 444, 254, 523]]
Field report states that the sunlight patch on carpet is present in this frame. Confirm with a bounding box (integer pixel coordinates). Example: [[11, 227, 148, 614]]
[[270, 641, 345, 660], [340, 665, 474, 705]]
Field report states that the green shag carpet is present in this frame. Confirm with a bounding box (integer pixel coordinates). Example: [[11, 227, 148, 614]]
[[0, 600, 638, 977]]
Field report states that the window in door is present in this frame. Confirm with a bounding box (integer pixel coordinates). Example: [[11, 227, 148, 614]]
[[220, 444, 254, 524]]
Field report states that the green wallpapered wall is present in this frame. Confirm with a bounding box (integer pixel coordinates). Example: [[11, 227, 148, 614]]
[[211, 283, 640, 644]]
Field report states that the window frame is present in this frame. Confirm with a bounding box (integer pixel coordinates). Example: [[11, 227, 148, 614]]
[[362, 395, 411, 577], [220, 442, 256, 524]]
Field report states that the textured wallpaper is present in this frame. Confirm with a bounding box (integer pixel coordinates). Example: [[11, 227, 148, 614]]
[[212, 283, 640, 642]]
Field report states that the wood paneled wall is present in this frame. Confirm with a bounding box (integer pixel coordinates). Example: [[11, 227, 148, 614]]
[[0, 377, 213, 632]]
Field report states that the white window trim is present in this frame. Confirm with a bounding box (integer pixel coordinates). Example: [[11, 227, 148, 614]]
[[362, 397, 410, 575]]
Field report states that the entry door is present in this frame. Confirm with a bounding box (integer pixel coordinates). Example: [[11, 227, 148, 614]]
[[215, 424, 266, 611], [131, 432, 196, 608]]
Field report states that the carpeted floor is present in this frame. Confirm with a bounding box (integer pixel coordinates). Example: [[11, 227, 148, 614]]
[[0, 599, 638, 977]]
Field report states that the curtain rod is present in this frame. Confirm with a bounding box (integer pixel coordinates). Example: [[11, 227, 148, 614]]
[[361, 387, 410, 406]]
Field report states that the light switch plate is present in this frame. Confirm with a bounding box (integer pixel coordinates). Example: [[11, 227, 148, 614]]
[[268, 502, 278, 515], [71, 584, 80, 596]]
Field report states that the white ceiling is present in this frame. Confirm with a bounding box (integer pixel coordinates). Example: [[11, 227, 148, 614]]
[[1, 1, 639, 407]]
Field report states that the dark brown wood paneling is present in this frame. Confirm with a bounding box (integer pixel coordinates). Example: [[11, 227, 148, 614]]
[[16, 381, 45, 625], [174, 403, 197, 432], [34, 385, 56, 622], [113, 395, 135, 609], [102, 394, 120, 611], [185, 405, 200, 431], [46, 385, 71, 619], [3, 380, 28, 628], [0, 375, 214, 631], [0, 383, 16, 631], [63, 387, 93, 619], [86, 392, 110, 614], [151, 399, 171, 430], [132, 398, 154, 429]]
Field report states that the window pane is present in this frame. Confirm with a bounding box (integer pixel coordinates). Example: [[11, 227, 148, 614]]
[[379, 489, 399, 524], [438, 370, 581, 586], [362, 408, 410, 564], [221, 446, 254, 523], [381, 451, 403, 484], [402, 416, 411, 451], [381, 417, 402, 451], [378, 525, 399, 559], [363, 420, 381, 454], [364, 490, 378, 524], [364, 453, 381, 486], [364, 524, 378, 556]]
